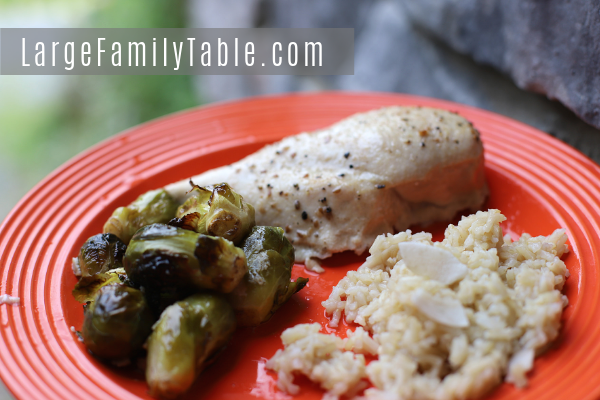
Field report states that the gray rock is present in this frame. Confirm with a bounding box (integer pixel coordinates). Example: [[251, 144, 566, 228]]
[[402, 0, 600, 129]]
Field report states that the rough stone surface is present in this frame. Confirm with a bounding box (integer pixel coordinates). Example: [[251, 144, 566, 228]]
[[188, 0, 600, 162], [402, 0, 600, 129]]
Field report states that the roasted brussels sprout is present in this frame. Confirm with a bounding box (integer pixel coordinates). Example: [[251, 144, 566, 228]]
[[124, 224, 201, 288], [124, 224, 247, 300], [77, 233, 127, 278], [170, 184, 213, 233], [227, 226, 308, 327], [146, 293, 236, 399], [72, 268, 128, 303], [124, 224, 205, 314], [174, 183, 255, 245], [82, 284, 154, 360], [205, 183, 255, 244], [74, 183, 306, 395], [194, 234, 248, 293], [103, 189, 178, 244]]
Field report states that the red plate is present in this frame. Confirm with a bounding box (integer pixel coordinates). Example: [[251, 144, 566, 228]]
[[0, 92, 598, 400]]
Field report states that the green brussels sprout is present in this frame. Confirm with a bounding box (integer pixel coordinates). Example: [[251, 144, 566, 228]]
[[171, 183, 212, 233], [72, 268, 128, 303], [103, 189, 178, 244], [205, 183, 255, 244], [227, 226, 309, 327], [123, 224, 203, 314], [194, 234, 248, 293], [146, 293, 236, 399], [77, 233, 127, 278], [82, 284, 154, 360], [124, 224, 247, 308], [176, 184, 213, 218], [173, 183, 255, 245]]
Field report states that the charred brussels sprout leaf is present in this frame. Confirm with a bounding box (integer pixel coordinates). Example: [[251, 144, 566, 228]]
[[103, 189, 178, 244], [82, 285, 154, 360], [227, 226, 308, 327], [77, 233, 127, 278], [205, 183, 255, 244], [72, 268, 128, 304], [124, 224, 247, 313], [168, 212, 203, 233], [174, 183, 255, 244], [146, 293, 236, 399]]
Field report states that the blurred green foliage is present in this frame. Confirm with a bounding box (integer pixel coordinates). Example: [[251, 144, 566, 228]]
[[0, 0, 200, 220]]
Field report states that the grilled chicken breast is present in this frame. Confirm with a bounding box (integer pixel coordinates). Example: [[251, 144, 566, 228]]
[[165, 107, 487, 271]]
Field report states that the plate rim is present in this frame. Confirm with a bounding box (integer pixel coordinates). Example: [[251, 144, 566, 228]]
[[1, 91, 599, 400]]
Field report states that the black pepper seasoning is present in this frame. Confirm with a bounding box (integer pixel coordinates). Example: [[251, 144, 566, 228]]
[[344, 152, 350, 159], [349, 165, 354, 169], [376, 184, 385, 189], [301, 211, 308, 220]]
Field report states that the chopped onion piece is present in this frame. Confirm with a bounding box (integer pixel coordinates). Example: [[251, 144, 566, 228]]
[[411, 289, 468, 328], [399, 242, 467, 285]]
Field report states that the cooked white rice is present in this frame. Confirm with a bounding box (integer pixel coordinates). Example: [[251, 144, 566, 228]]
[[268, 209, 570, 400], [266, 323, 370, 400], [0, 294, 20, 306]]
